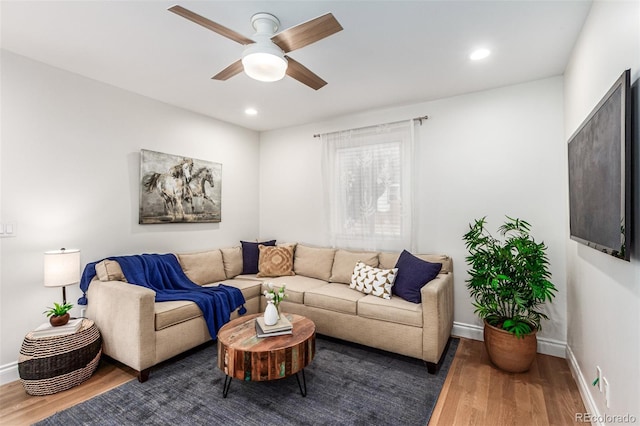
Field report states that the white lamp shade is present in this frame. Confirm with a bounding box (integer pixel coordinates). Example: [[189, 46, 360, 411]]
[[44, 249, 80, 287], [242, 43, 288, 82]]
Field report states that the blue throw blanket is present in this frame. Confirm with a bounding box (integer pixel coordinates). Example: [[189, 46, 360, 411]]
[[79, 253, 246, 340]]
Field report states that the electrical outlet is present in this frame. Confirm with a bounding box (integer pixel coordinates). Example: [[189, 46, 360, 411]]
[[603, 377, 610, 408], [596, 366, 603, 392]]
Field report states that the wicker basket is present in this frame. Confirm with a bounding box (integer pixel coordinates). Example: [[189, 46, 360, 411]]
[[18, 319, 102, 396]]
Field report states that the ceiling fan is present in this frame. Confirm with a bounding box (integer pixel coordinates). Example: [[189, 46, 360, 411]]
[[168, 5, 343, 90]]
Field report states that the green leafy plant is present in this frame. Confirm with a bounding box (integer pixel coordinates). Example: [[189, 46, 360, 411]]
[[43, 302, 73, 318], [462, 216, 557, 337]]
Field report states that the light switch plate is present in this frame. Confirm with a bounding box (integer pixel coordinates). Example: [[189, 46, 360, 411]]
[[0, 223, 17, 238]]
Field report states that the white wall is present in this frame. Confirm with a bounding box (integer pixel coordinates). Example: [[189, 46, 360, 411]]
[[563, 1, 640, 422], [260, 76, 567, 354], [0, 51, 260, 383]]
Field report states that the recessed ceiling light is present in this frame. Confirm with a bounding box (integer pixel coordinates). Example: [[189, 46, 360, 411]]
[[245, 108, 258, 116], [470, 48, 491, 61]]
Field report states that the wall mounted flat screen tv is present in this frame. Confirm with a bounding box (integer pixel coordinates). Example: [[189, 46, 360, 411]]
[[568, 69, 631, 261]]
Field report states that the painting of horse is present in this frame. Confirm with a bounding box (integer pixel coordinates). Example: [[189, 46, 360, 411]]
[[186, 166, 217, 213], [139, 149, 221, 224]]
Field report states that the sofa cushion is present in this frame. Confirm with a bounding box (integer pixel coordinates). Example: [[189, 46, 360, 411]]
[[304, 283, 366, 315], [379, 252, 452, 274], [262, 275, 328, 305], [350, 261, 397, 300], [204, 279, 263, 300], [236, 273, 262, 281], [95, 259, 127, 282], [329, 250, 379, 284], [177, 250, 226, 285], [393, 250, 443, 303], [220, 246, 243, 279], [241, 240, 276, 274], [155, 300, 202, 331], [293, 245, 336, 281], [257, 244, 295, 278], [357, 295, 422, 327]]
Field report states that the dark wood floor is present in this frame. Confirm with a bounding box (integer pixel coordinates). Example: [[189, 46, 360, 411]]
[[1, 337, 585, 425]]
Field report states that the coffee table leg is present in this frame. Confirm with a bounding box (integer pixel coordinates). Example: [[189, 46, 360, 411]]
[[295, 369, 307, 397], [223, 375, 232, 398]]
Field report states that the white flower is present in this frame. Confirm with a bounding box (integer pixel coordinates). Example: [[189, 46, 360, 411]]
[[263, 283, 286, 305]]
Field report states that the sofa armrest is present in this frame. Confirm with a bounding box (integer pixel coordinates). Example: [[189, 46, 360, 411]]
[[420, 272, 454, 364], [85, 279, 157, 371]]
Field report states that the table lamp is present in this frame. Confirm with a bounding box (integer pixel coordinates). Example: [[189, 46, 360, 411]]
[[44, 248, 80, 304]]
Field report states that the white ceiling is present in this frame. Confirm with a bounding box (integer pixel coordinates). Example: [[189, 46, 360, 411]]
[[1, 1, 592, 132]]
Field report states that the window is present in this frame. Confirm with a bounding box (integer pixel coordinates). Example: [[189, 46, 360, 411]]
[[321, 120, 415, 251]]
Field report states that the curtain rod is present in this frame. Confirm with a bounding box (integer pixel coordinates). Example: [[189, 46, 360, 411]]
[[313, 115, 429, 138]]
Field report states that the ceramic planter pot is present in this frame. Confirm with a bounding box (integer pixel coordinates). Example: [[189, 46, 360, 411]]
[[49, 313, 70, 327], [483, 320, 537, 373]]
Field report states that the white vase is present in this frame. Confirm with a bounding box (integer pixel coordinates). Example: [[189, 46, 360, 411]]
[[264, 301, 279, 326]]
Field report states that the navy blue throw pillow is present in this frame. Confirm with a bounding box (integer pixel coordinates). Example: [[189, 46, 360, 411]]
[[241, 240, 276, 274], [392, 250, 442, 303]]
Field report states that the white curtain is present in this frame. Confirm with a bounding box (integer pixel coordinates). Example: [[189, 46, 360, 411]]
[[321, 120, 416, 252]]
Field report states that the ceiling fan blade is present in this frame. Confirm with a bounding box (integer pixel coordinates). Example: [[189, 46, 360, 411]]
[[212, 60, 244, 80], [272, 13, 343, 53], [285, 56, 327, 90], [168, 5, 254, 45]]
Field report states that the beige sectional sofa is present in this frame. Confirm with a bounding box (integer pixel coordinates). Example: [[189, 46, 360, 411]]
[[85, 244, 453, 382]]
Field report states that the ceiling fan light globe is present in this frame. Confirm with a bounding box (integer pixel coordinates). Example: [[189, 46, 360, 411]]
[[242, 52, 287, 82], [242, 41, 288, 82]]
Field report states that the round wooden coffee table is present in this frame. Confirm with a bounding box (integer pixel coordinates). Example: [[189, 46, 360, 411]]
[[217, 313, 315, 397]]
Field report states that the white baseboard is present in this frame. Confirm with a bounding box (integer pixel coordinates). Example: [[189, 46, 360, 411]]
[[538, 336, 567, 358], [0, 361, 19, 386], [453, 321, 484, 341], [566, 344, 602, 426], [452, 321, 566, 358]]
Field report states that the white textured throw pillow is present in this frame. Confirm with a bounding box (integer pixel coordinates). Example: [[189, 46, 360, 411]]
[[350, 261, 398, 300]]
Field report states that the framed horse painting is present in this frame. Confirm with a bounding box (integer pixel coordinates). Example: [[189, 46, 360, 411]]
[[139, 149, 222, 224]]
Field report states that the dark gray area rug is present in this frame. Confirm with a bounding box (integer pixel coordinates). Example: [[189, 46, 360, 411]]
[[37, 336, 458, 426]]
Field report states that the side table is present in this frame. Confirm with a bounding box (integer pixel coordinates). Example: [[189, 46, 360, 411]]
[[18, 318, 102, 396]]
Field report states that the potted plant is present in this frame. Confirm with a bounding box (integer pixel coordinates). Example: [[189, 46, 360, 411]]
[[462, 216, 557, 373], [43, 302, 74, 327]]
